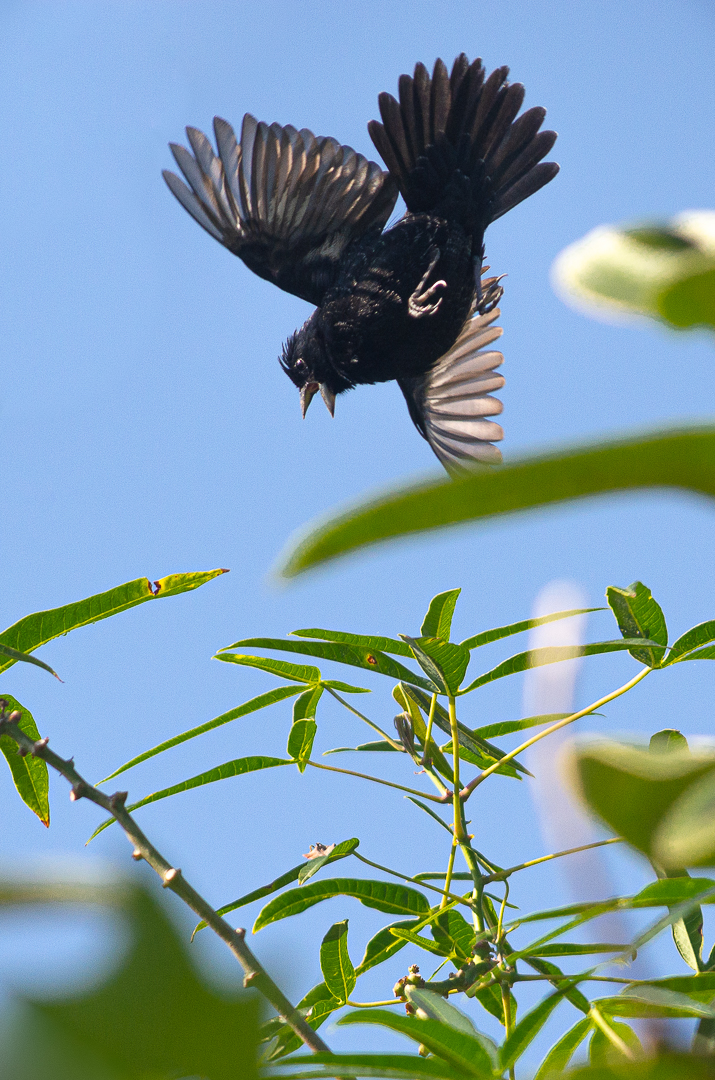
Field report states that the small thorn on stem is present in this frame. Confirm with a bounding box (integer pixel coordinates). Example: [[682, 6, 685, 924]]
[[131, 848, 143, 861], [32, 737, 49, 756], [243, 971, 259, 988], [109, 790, 128, 810], [17, 745, 29, 757], [162, 867, 181, 887], [235, 927, 246, 940], [70, 781, 88, 801]]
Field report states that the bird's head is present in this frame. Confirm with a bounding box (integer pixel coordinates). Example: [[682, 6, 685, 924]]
[[279, 319, 342, 418]]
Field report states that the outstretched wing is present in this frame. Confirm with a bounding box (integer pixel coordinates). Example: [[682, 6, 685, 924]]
[[164, 114, 399, 306], [368, 55, 558, 222], [399, 307, 505, 475]]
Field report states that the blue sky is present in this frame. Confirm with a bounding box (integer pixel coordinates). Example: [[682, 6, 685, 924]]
[[1, 0, 715, 1067]]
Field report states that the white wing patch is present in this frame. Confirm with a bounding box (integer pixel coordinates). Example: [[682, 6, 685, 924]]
[[422, 307, 505, 474]]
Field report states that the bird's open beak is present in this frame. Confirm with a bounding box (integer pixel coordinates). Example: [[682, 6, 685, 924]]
[[300, 382, 335, 418]]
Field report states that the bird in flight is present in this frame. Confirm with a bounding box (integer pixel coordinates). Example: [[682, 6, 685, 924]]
[[164, 54, 558, 473]]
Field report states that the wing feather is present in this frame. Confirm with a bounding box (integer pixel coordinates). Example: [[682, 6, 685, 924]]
[[164, 113, 398, 305], [399, 306, 505, 475]]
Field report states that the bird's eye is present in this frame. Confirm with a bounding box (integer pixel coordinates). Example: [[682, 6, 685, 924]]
[[294, 358, 307, 373]]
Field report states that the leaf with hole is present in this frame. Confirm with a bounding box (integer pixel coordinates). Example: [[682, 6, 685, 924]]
[[0, 569, 227, 676], [219, 637, 436, 691]]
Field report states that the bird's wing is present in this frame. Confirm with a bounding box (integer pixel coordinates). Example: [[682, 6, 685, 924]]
[[163, 114, 399, 306], [398, 307, 504, 475], [368, 55, 558, 221]]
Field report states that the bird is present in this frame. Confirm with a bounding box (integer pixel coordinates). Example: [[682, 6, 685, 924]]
[[163, 54, 558, 473]]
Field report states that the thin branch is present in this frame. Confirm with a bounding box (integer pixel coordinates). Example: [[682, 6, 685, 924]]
[[306, 759, 446, 803], [460, 667, 650, 799], [323, 687, 403, 752], [0, 703, 329, 1055], [482, 837, 624, 883]]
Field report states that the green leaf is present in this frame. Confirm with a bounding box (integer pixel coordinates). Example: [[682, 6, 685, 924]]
[[219, 638, 437, 692], [24, 884, 258, 1080], [298, 838, 360, 885], [515, 877, 715, 927], [625, 973, 715, 1001], [97, 685, 303, 784], [421, 589, 461, 640], [461, 609, 600, 651], [653, 768, 715, 869], [463, 639, 659, 693], [406, 987, 498, 1066], [595, 985, 715, 1018], [525, 957, 592, 1014], [402, 636, 471, 696], [287, 720, 316, 772], [88, 756, 291, 840], [276, 427, 715, 576], [666, 620, 715, 665], [193, 839, 359, 937], [606, 581, 668, 668], [355, 918, 423, 975], [432, 909, 476, 961], [291, 627, 413, 657], [406, 797, 453, 835], [319, 920, 356, 1004], [337, 1009, 494, 1078], [0, 695, 50, 826], [321, 680, 371, 693], [500, 983, 576, 1070], [534, 1016, 593, 1080], [589, 1018, 642, 1065], [293, 685, 324, 721], [659, 266, 715, 330], [324, 741, 401, 755], [553, 214, 715, 329], [0, 643, 60, 680], [525, 942, 630, 957], [571, 739, 715, 858], [215, 653, 321, 683], [254, 878, 429, 932], [0, 570, 227, 675], [264, 982, 339, 1061], [389, 927, 450, 957], [650, 728, 689, 753], [474, 714, 572, 739], [271, 1052, 475, 1079]]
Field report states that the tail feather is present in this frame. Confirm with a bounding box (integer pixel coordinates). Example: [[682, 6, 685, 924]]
[[369, 54, 558, 225]]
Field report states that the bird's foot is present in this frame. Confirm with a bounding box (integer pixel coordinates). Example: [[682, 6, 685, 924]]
[[477, 274, 506, 315], [408, 278, 447, 318]]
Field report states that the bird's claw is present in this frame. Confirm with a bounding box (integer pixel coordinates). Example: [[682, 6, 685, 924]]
[[408, 279, 447, 318], [477, 274, 506, 315]]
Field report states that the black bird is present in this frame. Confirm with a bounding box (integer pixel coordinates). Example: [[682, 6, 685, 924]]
[[164, 55, 558, 472]]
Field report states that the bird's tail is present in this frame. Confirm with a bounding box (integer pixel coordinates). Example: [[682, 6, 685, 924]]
[[368, 55, 558, 234]]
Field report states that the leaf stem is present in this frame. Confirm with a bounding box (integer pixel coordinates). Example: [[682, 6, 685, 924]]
[[346, 998, 401, 1008], [448, 696, 466, 840], [352, 851, 475, 911], [460, 667, 651, 799], [483, 837, 624, 883], [441, 840, 457, 910], [421, 692, 438, 767], [0, 702, 329, 1056], [324, 687, 403, 752], [306, 759, 445, 803]]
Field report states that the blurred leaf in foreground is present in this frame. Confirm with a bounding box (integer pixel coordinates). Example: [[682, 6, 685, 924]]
[[552, 210, 715, 331], [0, 880, 258, 1080]]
